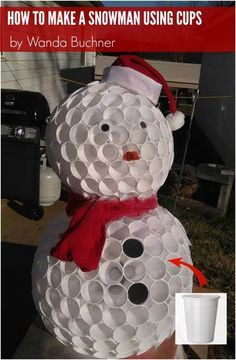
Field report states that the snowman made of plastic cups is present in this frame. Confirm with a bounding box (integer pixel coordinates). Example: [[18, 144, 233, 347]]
[[32, 55, 193, 359]]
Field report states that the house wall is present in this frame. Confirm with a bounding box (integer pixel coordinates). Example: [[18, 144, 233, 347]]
[[95, 55, 201, 89], [1, 52, 95, 111], [1, 1, 96, 111], [195, 53, 235, 167]]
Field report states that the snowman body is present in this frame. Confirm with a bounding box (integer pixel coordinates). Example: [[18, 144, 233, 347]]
[[32, 80, 193, 358]]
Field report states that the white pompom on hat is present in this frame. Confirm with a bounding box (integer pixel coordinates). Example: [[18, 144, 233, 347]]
[[102, 55, 185, 131]]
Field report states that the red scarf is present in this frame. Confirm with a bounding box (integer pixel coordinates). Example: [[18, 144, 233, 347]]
[[50, 192, 157, 271]]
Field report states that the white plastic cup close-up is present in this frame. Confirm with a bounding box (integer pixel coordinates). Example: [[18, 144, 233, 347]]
[[102, 238, 122, 261], [90, 323, 112, 341], [97, 143, 119, 163], [109, 161, 129, 180], [99, 261, 123, 285], [81, 280, 104, 303], [124, 259, 146, 282], [183, 295, 220, 343]]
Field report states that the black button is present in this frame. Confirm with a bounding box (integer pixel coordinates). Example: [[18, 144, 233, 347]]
[[128, 283, 149, 304], [123, 239, 144, 258], [101, 124, 110, 132], [140, 121, 147, 129]]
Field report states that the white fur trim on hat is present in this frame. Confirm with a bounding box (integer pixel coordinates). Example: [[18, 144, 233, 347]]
[[166, 111, 185, 131], [102, 66, 162, 105]]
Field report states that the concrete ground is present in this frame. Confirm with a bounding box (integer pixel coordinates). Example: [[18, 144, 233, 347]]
[[2, 199, 66, 246]]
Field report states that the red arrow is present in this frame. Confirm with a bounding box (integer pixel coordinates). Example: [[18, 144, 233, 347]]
[[168, 257, 208, 288]]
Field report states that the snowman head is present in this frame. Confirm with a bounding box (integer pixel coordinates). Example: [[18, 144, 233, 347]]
[[46, 55, 184, 199]]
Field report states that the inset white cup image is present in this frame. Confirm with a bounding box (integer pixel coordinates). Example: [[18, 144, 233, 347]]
[[175, 293, 227, 345], [184, 294, 220, 343]]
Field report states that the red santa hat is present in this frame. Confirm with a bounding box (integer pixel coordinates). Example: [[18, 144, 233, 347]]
[[102, 55, 184, 131]]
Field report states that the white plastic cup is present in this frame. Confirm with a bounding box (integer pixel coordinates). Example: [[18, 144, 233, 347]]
[[118, 177, 137, 194], [93, 339, 116, 353], [122, 93, 140, 106], [78, 268, 98, 280], [103, 106, 124, 123], [124, 259, 146, 282], [47, 265, 62, 288], [61, 142, 77, 162], [149, 158, 162, 176], [138, 336, 156, 353], [147, 217, 166, 235], [107, 221, 130, 240], [129, 221, 149, 238], [45, 287, 61, 308], [150, 280, 169, 303], [56, 123, 70, 144], [88, 161, 108, 180], [77, 143, 97, 163], [68, 318, 89, 336], [139, 106, 155, 122], [109, 161, 129, 180], [113, 325, 136, 342], [60, 261, 78, 274], [126, 306, 149, 326], [90, 323, 112, 340], [81, 93, 101, 108], [104, 285, 127, 307], [158, 139, 168, 156], [147, 123, 160, 142], [130, 125, 147, 144], [39, 299, 52, 318], [80, 303, 103, 325], [81, 280, 104, 303], [102, 238, 122, 261], [144, 235, 163, 256], [103, 308, 126, 328], [80, 178, 99, 194], [88, 82, 107, 94], [99, 178, 118, 196], [183, 295, 220, 343], [149, 303, 168, 323], [83, 107, 103, 127], [98, 143, 119, 163], [136, 323, 155, 340], [163, 233, 179, 253], [61, 274, 81, 298], [140, 142, 157, 161], [99, 261, 123, 285], [54, 327, 71, 344], [130, 160, 148, 178], [66, 96, 83, 112], [69, 123, 88, 144], [60, 297, 80, 318], [54, 106, 68, 125], [51, 308, 69, 328], [101, 93, 123, 108], [72, 335, 93, 349], [109, 126, 129, 145], [124, 106, 141, 124], [137, 175, 153, 193], [116, 339, 138, 354], [146, 258, 166, 280], [88, 125, 108, 146]]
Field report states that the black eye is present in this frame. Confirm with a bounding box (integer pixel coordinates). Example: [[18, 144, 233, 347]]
[[101, 123, 110, 132], [140, 121, 147, 129]]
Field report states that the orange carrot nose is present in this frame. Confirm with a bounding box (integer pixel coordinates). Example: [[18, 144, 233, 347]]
[[123, 151, 140, 161]]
